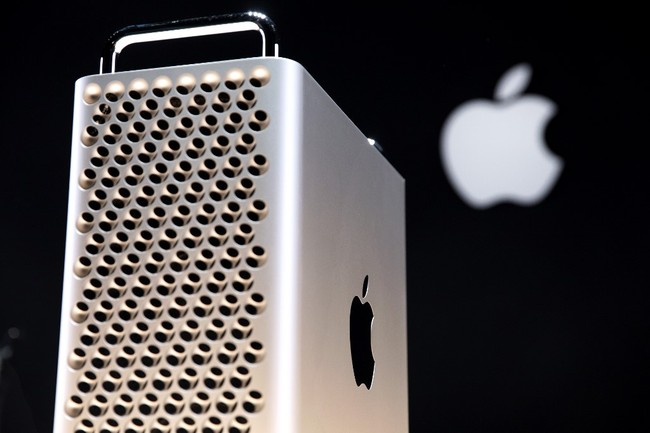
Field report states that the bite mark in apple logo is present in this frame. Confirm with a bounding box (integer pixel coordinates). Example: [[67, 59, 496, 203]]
[[350, 275, 375, 390], [440, 63, 564, 209]]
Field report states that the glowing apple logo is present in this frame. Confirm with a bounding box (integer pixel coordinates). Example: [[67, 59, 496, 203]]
[[349, 275, 375, 390], [440, 63, 563, 209]]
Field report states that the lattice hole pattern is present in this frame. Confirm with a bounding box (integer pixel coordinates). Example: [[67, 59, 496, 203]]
[[66, 65, 273, 433]]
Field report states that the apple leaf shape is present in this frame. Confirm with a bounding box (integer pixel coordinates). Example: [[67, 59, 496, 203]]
[[494, 63, 532, 101]]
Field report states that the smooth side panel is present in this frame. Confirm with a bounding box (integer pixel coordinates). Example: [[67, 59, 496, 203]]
[[296, 69, 409, 432]]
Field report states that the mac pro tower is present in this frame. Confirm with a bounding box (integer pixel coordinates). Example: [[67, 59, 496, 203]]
[[52, 12, 408, 433]]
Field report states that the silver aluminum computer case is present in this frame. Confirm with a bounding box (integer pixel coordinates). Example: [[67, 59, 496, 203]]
[[53, 12, 408, 433]]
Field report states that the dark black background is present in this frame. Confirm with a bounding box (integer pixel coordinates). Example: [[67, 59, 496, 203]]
[[1, 1, 648, 433]]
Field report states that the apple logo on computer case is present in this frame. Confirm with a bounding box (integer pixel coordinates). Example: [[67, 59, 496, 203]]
[[349, 275, 375, 390], [440, 63, 564, 209]]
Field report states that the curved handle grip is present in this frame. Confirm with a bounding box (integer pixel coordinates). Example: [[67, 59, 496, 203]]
[[99, 11, 279, 74]]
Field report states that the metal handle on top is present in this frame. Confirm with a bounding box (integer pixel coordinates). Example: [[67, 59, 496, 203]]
[[100, 11, 280, 74]]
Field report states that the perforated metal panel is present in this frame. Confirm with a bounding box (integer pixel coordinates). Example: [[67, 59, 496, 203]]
[[60, 64, 274, 433]]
